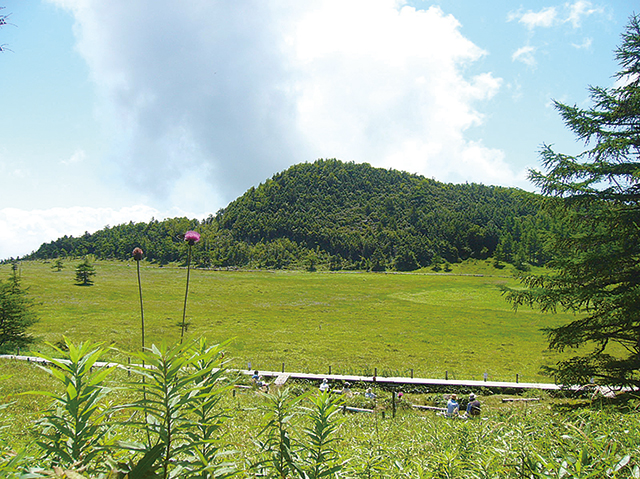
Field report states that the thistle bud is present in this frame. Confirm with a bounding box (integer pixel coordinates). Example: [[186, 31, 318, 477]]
[[132, 247, 144, 261]]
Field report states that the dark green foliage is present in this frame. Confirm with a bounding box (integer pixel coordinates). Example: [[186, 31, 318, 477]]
[[300, 392, 344, 478], [505, 15, 640, 387], [0, 265, 38, 349], [74, 257, 96, 286], [120, 340, 232, 479], [255, 388, 304, 477], [31, 217, 198, 266], [254, 389, 344, 478], [393, 246, 420, 271], [26, 161, 551, 271], [217, 160, 546, 269], [30, 339, 114, 469]]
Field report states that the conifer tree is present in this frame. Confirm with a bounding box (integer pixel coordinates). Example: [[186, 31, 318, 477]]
[[0, 265, 39, 348], [75, 257, 96, 286], [506, 15, 640, 387]]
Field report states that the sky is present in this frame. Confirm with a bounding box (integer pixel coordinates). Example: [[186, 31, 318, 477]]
[[0, 0, 634, 259]]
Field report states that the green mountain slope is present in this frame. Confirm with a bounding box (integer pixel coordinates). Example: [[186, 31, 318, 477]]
[[25, 159, 548, 270]]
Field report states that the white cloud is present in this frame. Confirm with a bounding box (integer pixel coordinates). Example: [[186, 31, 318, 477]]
[[565, 1, 602, 28], [46, 0, 514, 206], [61, 149, 86, 165], [508, 1, 603, 30], [572, 37, 593, 49], [510, 7, 558, 29], [0, 205, 206, 259], [512, 46, 537, 66]]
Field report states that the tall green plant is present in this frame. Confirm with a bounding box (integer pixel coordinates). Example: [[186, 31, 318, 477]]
[[185, 338, 235, 479], [120, 340, 229, 479], [300, 392, 344, 479], [255, 388, 304, 478], [254, 389, 344, 479], [29, 339, 114, 470]]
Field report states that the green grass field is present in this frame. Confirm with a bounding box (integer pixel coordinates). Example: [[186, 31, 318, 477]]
[[1, 259, 574, 383]]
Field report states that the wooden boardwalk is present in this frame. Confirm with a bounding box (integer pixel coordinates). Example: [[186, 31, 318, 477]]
[[249, 369, 564, 391], [0, 354, 564, 391]]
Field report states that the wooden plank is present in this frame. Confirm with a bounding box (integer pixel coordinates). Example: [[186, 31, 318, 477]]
[[274, 373, 290, 386], [412, 404, 447, 412], [502, 397, 540, 402], [343, 406, 373, 413]]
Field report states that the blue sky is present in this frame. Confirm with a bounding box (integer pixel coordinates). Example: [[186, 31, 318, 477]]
[[0, 0, 634, 259]]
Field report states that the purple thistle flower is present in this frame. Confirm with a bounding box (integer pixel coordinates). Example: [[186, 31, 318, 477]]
[[184, 230, 201, 246]]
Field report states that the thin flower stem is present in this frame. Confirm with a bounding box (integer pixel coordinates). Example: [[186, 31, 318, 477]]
[[135, 254, 151, 448], [180, 245, 192, 343], [136, 260, 145, 351]]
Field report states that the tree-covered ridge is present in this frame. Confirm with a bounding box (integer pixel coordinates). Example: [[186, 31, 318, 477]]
[[217, 159, 548, 268], [26, 160, 550, 270]]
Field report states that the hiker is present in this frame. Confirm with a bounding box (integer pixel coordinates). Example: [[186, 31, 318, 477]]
[[365, 388, 376, 399], [465, 393, 481, 417], [446, 394, 459, 417], [319, 378, 330, 392], [341, 381, 352, 396]]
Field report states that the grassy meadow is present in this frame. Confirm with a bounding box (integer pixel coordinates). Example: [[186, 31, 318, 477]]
[[1, 351, 640, 477], [2, 259, 640, 477], [1, 258, 573, 383]]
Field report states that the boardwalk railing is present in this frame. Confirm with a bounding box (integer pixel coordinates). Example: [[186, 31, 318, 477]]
[[0, 354, 565, 391]]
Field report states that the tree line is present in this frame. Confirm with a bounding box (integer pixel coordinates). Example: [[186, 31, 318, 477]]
[[21, 160, 553, 271]]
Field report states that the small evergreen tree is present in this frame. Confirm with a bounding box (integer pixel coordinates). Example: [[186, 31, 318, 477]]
[[0, 266, 39, 349], [75, 257, 96, 286]]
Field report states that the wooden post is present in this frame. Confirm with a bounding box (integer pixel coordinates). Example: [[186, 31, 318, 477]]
[[445, 370, 448, 380], [374, 367, 378, 377], [392, 391, 396, 418], [329, 365, 332, 375], [232, 388, 236, 398], [516, 374, 519, 383], [282, 363, 285, 373], [411, 369, 414, 379]]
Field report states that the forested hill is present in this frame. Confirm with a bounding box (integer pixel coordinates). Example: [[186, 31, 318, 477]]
[[26, 159, 549, 271]]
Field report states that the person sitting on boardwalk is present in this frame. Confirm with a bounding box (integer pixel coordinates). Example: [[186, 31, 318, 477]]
[[446, 394, 460, 417], [341, 381, 352, 396], [465, 393, 481, 417], [319, 378, 329, 392], [252, 371, 269, 391]]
